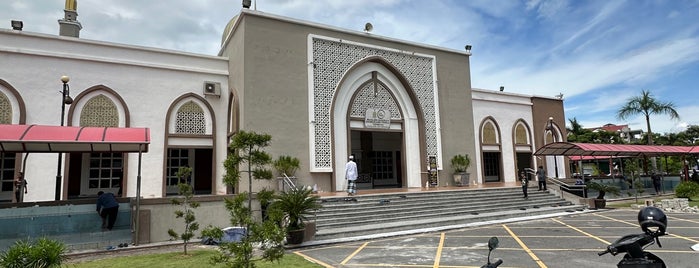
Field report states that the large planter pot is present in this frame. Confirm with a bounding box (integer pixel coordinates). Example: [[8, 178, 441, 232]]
[[287, 228, 305, 245], [453, 173, 470, 186], [594, 199, 607, 209]]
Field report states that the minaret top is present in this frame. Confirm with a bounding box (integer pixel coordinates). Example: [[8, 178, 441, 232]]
[[65, 0, 77, 11], [59, 0, 81, 37]]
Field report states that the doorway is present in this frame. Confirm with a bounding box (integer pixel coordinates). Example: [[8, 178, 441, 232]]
[[350, 130, 403, 189]]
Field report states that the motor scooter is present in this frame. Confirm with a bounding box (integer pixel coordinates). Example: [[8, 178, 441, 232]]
[[598, 207, 667, 268], [481, 237, 503, 268]]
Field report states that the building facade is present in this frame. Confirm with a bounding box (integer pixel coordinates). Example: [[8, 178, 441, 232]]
[[0, 6, 566, 203]]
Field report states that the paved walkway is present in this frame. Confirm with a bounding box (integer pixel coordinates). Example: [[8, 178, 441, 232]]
[[292, 209, 699, 268]]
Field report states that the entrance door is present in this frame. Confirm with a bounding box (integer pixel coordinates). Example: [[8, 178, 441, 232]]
[[516, 152, 533, 181], [483, 152, 502, 182], [350, 130, 403, 189]]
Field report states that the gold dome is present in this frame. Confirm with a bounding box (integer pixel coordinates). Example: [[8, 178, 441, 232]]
[[221, 15, 239, 46]]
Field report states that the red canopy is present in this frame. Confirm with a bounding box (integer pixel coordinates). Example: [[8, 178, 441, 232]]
[[0, 124, 149, 153], [535, 142, 695, 157]]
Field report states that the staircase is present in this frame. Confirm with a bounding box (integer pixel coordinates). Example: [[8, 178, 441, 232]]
[[309, 187, 585, 244]]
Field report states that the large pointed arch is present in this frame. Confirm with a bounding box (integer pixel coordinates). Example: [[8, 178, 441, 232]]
[[479, 116, 503, 182], [0, 79, 26, 202], [330, 59, 425, 190], [163, 93, 217, 197], [63, 85, 131, 199], [511, 119, 533, 176]]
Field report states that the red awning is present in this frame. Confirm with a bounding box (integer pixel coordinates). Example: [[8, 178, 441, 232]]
[[0, 124, 150, 153], [535, 142, 695, 157], [567, 155, 628, 161]]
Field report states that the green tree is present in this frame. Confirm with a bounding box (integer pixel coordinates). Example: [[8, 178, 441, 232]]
[[566, 117, 588, 142], [167, 166, 199, 255], [623, 159, 645, 203], [212, 130, 285, 268], [616, 89, 680, 145]]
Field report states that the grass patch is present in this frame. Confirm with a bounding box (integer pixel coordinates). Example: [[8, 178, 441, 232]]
[[607, 195, 699, 209], [68, 249, 322, 268]]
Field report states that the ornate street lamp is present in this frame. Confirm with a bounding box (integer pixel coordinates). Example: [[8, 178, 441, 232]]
[[56, 76, 74, 200], [545, 117, 559, 178]]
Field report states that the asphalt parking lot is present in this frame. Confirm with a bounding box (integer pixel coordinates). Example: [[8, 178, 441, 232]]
[[292, 209, 699, 268]]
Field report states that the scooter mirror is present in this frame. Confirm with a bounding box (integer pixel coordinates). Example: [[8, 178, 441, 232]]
[[488, 237, 499, 251]]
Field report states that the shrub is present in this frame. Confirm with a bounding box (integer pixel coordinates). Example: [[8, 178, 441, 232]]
[[0, 238, 66, 268], [167, 166, 200, 255], [675, 181, 699, 200]]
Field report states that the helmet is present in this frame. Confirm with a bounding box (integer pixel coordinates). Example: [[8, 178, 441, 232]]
[[637, 206, 667, 235]]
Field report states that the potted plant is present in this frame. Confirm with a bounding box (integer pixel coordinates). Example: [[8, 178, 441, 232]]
[[256, 187, 276, 221], [273, 155, 300, 178], [451, 154, 471, 186], [585, 180, 620, 209], [271, 187, 320, 244]]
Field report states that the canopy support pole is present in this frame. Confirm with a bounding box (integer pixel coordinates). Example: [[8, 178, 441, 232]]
[[135, 146, 143, 246]]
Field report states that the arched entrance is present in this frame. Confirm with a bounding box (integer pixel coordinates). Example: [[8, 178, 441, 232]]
[[332, 62, 422, 190]]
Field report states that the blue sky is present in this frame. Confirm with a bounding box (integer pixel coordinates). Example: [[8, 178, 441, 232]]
[[2, 0, 698, 134]]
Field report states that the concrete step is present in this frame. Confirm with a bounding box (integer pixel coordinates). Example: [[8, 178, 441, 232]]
[[311, 204, 586, 242], [310, 187, 583, 242]]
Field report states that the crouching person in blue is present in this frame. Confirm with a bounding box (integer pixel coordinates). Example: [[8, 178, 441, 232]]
[[97, 191, 119, 231]]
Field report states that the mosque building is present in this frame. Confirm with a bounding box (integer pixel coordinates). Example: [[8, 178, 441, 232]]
[[0, 1, 567, 203]]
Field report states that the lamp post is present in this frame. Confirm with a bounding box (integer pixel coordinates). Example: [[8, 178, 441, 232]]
[[56, 76, 74, 200], [545, 117, 559, 178]]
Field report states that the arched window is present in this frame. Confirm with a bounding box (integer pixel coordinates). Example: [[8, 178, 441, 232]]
[[515, 124, 528, 145], [80, 95, 119, 127], [480, 118, 502, 182], [0, 93, 11, 124], [482, 122, 498, 144], [0, 93, 15, 201], [79, 94, 122, 195], [175, 101, 205, 134]]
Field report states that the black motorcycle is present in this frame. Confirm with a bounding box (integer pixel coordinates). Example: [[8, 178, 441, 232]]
[[598, 207, 667, 268], [481, 237, 503, 268]]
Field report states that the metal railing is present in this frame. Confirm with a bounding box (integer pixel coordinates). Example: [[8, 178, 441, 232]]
[[280, 173, 297, 192], [548, 177, 588, 198]]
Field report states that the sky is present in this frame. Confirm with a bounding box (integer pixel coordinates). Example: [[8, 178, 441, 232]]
[[2, 0, 698, 134]]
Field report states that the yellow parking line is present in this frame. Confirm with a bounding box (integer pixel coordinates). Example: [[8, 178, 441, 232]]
[[551, 218, 610, 245], [668, 233, 699, 243], [294, 251, 336, 268], [595, 213, 699, 243], [595, 213, 636, 226], [433, 232, 445, 268], [341, 242, 368, 265], [669, 215, 699, 224], [502, 224, 547, 268]]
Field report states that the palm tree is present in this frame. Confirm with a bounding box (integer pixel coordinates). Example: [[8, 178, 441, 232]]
[[617, 90, 680, 145]]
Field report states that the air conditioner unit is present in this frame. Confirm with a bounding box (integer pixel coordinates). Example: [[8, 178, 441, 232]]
[[203, 81, 221, 97]]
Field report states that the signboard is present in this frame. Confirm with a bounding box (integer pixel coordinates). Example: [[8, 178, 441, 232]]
[[428, 155, 438, 186], [364, 108, 391, 129]]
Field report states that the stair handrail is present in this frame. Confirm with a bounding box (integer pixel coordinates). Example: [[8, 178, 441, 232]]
[[549, 177, 587, 198], [281, 173, 297, 191]]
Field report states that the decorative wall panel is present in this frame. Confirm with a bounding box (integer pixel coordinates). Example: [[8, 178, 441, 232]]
[[311, 36, 438, 169], [0, 93, 10, 124], [175, 101, 206, 134], [80, 95, 119, 127]]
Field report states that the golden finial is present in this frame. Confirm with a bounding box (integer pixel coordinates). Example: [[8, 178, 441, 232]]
[[65, 0, 77, 11]]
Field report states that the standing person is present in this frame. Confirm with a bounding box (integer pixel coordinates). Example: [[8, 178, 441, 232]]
[[14, 172, 27, 203], [345, 155, 358, 196], [96, 191, 119, 230], [651, 172, 662, 195], [520, 171, 529, 199], [536, 165, 547, 191]]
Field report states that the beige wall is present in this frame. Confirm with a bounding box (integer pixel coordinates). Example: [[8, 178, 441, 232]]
[[531, 97, 568, 178], [222, 11, 476, 191]]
